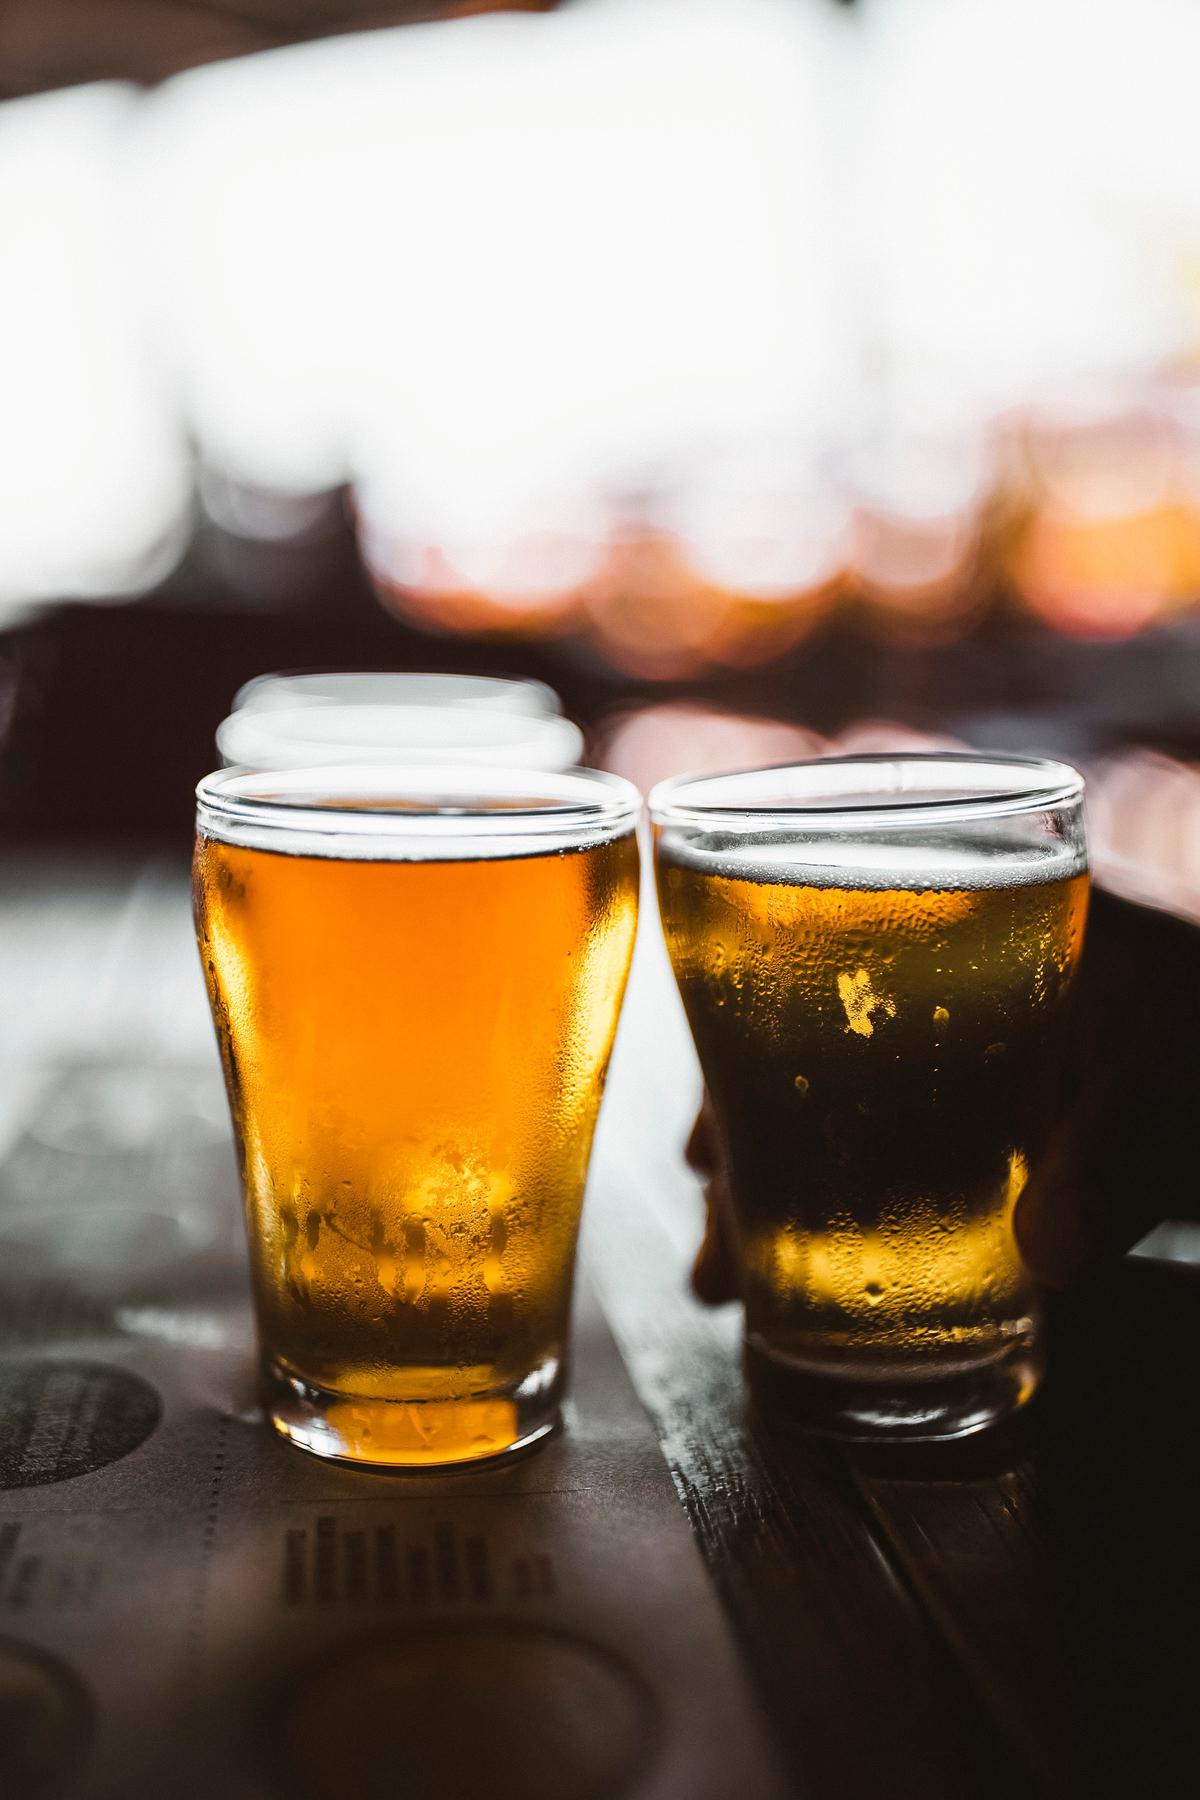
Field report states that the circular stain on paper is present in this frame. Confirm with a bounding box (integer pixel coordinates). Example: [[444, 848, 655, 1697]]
[[268, 1622, 660, 1800], [0, 1362, 161, 1489], [0, 1638, 93, 1797]]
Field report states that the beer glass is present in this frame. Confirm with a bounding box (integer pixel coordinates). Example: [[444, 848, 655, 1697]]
[[216, 703, 583, 774], [233, 670, 562, 717], [651, 755, 1088, 1440], [194, 763, 639, 1467]]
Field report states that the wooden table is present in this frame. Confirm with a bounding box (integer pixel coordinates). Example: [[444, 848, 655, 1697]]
[[1, 850, 1194, 1799]]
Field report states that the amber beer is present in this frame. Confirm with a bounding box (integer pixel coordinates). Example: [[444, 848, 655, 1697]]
[[653, 756, 1089, 1438], [194, 766, 639, 1467]]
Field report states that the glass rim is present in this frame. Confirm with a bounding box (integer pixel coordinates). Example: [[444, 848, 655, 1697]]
[[215, 703, 583, 772], [231, 667, 562, 715], [648, 752, 1085, 830], [196, 761, 640, 854]]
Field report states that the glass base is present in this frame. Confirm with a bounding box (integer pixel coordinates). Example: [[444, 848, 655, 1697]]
[[263, 1354, 564, 1471], [745, 1330, 1043, 1443]]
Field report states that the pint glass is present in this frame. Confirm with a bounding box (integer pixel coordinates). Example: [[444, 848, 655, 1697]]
[[194, 764, 639, 1466], [652, 755, 1088, 1440]]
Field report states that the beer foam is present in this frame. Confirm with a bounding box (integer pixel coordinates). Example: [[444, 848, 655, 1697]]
[[657, 829, 1087, 891], [197, 826, 627, 864]]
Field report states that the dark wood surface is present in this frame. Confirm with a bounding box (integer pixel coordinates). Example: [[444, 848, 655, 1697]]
[[2, 851, 1196, 1799]]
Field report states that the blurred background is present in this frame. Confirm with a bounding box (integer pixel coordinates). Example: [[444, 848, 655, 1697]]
[[1, 0, 1199, 913]]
